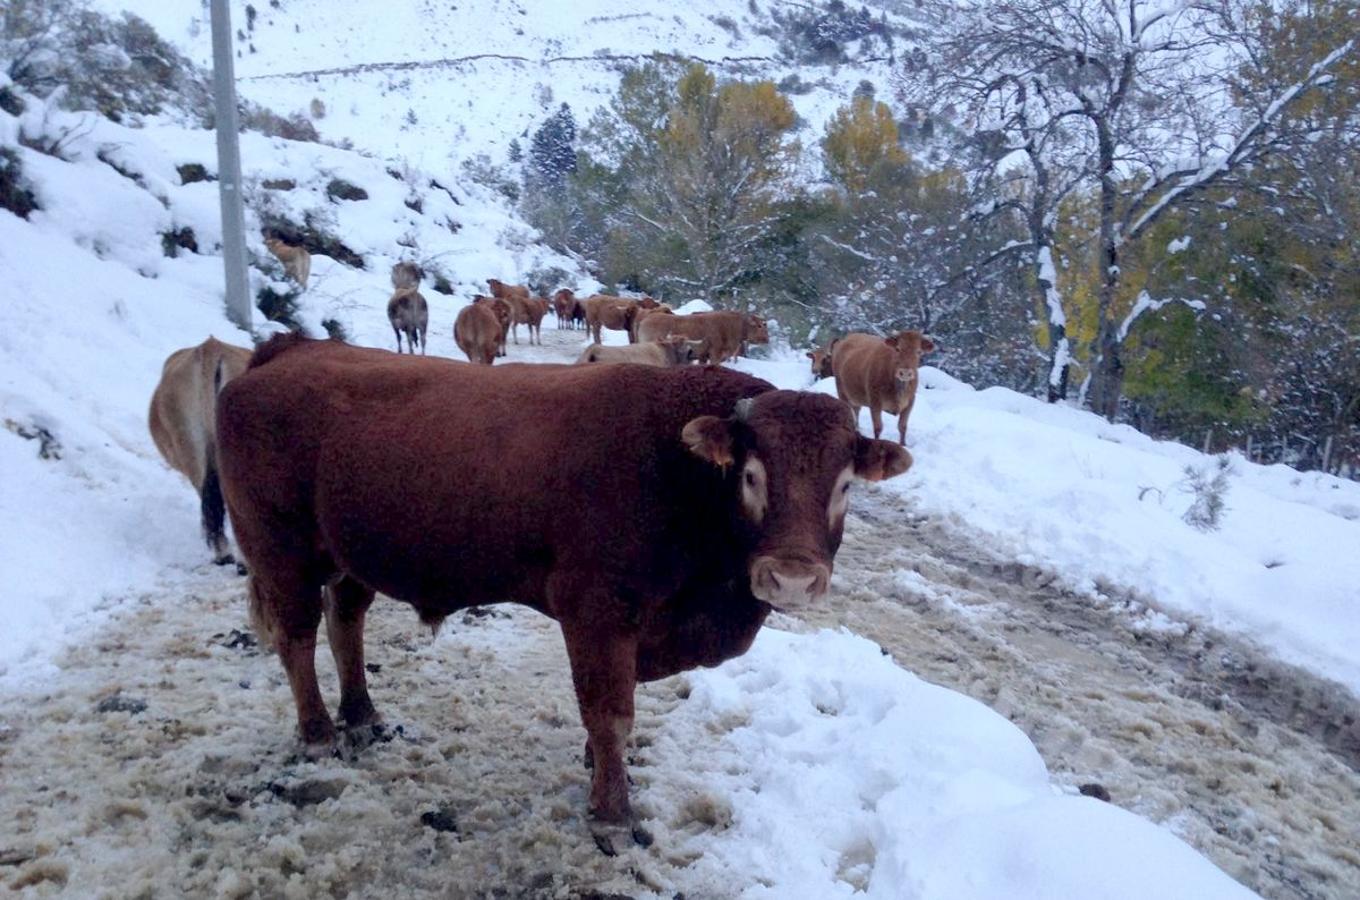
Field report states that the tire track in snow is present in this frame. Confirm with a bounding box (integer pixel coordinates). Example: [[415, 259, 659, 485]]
[[794, 485, 1360, 900]]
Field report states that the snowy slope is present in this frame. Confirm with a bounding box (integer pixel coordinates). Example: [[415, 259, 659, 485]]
[[722, 354, 1360, 696], [93, 0, 918, 170]]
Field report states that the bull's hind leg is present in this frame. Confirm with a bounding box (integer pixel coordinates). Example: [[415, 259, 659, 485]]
[[324, 575, 380, 729], [200, 462, 235, 566], [251, 574, 335, 751]]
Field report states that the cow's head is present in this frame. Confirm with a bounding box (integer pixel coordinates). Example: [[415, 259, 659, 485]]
[[744, 315, 771, 345], [682, 391, 910, 609], [884, 331, 935, 388], [658, 335, 704, 365], [807, 339, 837, 379]]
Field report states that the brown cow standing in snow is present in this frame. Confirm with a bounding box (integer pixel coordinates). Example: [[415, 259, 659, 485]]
[[216, 335, 909, 825], [637, 310, 769, 364], [831, 331, 935, 445], [454, 301, 501, 364], [148, 336, 252, 566], [552, 289, 582, 330], [580, 295, 638, 345]]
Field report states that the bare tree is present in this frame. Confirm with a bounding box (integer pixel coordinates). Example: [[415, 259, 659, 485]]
[[907, 0, 1355, 417]]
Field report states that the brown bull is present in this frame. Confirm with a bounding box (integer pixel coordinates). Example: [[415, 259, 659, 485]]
[[148, 336, 252, 565], [831, 331, 936, 445], [454, 302, 501, 364], [216, 336, 909, 824]]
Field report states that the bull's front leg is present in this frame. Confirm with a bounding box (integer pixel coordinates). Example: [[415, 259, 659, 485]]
[[559, 619, 638, 823]]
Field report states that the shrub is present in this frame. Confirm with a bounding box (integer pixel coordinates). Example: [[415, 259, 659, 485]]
[[320, 317, 348, 341], [325, 178, 368, 202], [160, 226, 198, 257], [0, 147, 40, 219], [430, 269, 455, 295], [238, 102, 320, 142], [256, 284, 302, 329], [177, 162, 213, 184], [1181, 457, 1232, 532], [260, 177, 295, 191], [0, 84, 25, 115]]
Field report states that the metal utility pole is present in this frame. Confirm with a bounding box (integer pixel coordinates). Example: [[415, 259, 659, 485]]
[[210, 0, 252, 331]]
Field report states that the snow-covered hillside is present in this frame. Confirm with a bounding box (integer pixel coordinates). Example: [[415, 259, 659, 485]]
[[94, 0, 920, 171]]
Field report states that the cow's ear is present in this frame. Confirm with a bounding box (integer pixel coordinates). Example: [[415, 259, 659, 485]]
[[920, 337, 936, 353], [806, 351, 816, 359], [854, 436, 911, 482], [884, 335, 900, 349], [682, 416, 735, 469]]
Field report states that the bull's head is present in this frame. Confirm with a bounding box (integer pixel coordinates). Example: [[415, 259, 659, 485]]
[[744, 315, 771, 345], [682, 391, 910, 609], [806, 339, 837, 379]]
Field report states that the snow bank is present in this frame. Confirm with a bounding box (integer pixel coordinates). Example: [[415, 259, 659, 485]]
[[654, 628, 1254, 898], [753, 358, 1360, 694]]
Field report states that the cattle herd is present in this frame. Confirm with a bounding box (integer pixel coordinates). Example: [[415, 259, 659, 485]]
[[146, 260, 936, 828]]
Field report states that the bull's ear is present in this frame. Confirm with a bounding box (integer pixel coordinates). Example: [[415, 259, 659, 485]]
[[854, 436, 911, 482], [884, 335, 900, 349], [805, 351, 816, 359], [682, 416, 735, 469], [921, 337, 936, 352]]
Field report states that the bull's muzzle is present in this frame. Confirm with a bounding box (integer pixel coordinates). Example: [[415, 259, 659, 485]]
[[750, 555, 831, 609]]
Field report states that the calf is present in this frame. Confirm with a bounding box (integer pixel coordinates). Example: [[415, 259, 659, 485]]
[[454, 302, 501, 364], [517, 297, 549, 346], [391, 261, 423, 290], [264, 236, 311, 290], [217, 336, 909, 825], [831, 331, 935, 445], [574, 336, 701, 367], [387, 288, 429, 354], [148, 336, 252, 565], [472, 295, 512, 357]]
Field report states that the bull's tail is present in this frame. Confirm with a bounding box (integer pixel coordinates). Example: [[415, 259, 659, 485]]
[[249, 332, 309, 369], [246, 576, 279, 653]]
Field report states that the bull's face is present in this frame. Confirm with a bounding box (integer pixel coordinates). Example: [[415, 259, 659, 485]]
[[682, 391, 910, 610], [807, 343, 836, 379]]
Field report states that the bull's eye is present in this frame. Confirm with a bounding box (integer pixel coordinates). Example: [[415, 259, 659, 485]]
[[828, 465, 854, 527], [740, 458, 768, 523]]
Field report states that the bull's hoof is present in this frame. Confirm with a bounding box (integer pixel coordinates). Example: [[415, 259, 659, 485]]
[[213, 553, 236, 567], [234, 561, 249, 577], [296, 718, 337, 759], [589, 818, 653, 857]]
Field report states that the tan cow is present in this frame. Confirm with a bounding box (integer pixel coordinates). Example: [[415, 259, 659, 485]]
[[471, 295, 511, 357], [391, 261, 423, 290], [387, 288, 429, 354], [807, 339, 838, 379], [516, 297, 549, 346], [148, 336, 252, 566], [630, 303, 673, 342], [264, 237, 311, 290], [636, 311, 768, 364], [580, 296, 639, 344], [831, 331, 935, 445], [574, 336, 702, 368], [455, 302, 501, 365], [487, 278, 530, 305]]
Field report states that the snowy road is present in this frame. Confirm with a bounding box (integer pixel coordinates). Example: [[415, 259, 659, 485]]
[[2, 489, 1355, 897], [805, 487, 1360, 899]]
